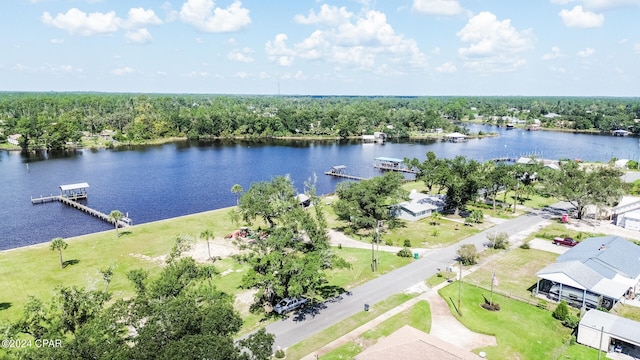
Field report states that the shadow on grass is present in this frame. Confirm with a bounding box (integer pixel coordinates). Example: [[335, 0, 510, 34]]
[[0, 302, 12, 311], [62, 259, 80, 268], [449, 296, 462, 316], [118, 231, 133, 237]]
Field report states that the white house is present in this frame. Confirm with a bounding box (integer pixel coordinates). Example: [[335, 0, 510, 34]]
[[7, 134, 21, 146], [613, 196, 640, 231], [535, 236, 640, 310], [578, 310, 640, 356], [393, 191, 446, 221]]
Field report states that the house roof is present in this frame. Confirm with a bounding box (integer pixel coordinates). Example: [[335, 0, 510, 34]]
[[375, 156, 403, 163], [355, 325, 483, 360], [580, 310, 640, 346], [556, 236, 640, 280]]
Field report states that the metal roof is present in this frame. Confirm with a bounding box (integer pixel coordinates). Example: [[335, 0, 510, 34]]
[[375, 157, 404, 163], [59, 183, 90, 191], [580, 310, 640, 346], [557, 236, 640, 279]]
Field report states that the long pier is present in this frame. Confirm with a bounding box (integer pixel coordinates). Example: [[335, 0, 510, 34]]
[[31, 183, 131, 228], [323, 171, 368, 181]]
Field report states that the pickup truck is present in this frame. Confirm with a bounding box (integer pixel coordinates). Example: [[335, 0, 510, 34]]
[[273, 297, 307, 315], [552, 237, 578, 247]]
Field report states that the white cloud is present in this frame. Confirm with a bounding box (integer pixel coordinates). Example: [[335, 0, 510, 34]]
[[559, 6, 604, 28], [228, 48, 254, 63], [294, 70, 306, 80], [265, 33, 296, 66], [457, 12, 535, 72], [436, 62, 457, 73], [413, 0, 465, 15], [125, 28, 153, 44], [41, 8, 120, 36], [577, 47, 595, 57], [634, 43, 640, 53], [542, 46, 561, 60], [50, 38, 64, 44], [179, 0, 251, 33], [112, 66, 134, 75], [550, 66, 567, 73], [41, 63, 77, 74], [269, 6, 427, 73], [236, 71, 250, 79], [551, 0, 640, 11], [41, 7, 161, 41], [294, 4, 352, 26], [124, 7, 162, 29], [432, 47, 441, 55]]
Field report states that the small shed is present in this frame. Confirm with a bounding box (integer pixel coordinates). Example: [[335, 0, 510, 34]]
[[578, 310, 640, 355]]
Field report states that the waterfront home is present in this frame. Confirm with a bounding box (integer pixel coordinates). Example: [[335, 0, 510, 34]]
[[8, 134, 21, 146], [535, 236, 640, 310], [393, 191, 446, 221]]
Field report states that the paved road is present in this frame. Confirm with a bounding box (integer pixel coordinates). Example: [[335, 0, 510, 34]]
[[265, 202, 574, 350]]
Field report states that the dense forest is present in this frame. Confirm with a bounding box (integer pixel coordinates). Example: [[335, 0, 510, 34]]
[[0, 92, 639, 150]]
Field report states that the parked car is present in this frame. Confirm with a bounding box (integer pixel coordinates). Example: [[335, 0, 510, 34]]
[[273, 297, 307, 315], [552, 237, 578, 247]]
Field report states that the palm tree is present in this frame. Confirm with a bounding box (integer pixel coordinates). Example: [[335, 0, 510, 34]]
[[50, 237, 68, 269], [231, 184, 243, 206], [200, 229, 214, 261], [109, 210, 124, 236]]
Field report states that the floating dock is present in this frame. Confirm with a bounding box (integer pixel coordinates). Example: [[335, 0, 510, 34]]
[[31, 183, 132, 228]]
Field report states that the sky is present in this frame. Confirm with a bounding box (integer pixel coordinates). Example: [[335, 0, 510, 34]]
[[1, 0, 640, 96]]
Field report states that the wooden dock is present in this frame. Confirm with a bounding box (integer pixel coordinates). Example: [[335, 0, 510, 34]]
[[324, 171, 368, 181], [373, 164, 418, 174], [31, 182, 131, 228], [31, 195, 131, 228]]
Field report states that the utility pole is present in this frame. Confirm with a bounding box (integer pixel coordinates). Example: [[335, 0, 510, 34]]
[[458, 260, 463, 316]]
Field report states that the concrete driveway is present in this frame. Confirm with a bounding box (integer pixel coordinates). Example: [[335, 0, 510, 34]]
[[528, 238, 571, 254]]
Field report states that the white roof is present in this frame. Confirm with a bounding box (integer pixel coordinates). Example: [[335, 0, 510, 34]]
[[445, 132, 467, 138], [581, 310, 640, 346], [60, 183, 90, 191]]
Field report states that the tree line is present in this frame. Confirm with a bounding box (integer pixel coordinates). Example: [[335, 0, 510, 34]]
[[1, 93, 639, 150]]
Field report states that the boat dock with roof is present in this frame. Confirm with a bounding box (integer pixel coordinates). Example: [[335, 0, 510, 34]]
[[373, 157, 418, 174], [31, 183, 132, 228]]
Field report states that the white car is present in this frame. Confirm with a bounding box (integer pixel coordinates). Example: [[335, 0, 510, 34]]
[[273, 297, 307, 315]]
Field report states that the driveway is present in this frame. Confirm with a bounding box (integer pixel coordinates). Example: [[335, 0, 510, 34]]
[[528, 238, 571, 254]]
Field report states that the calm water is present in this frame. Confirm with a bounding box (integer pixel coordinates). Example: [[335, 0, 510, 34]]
[[1, 126, 638, 250]]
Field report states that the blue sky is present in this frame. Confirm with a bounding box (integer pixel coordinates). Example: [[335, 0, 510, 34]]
[[2, 0, 640, 96]]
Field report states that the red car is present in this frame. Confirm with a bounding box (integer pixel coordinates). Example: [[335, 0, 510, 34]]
[[552, 237, 578, 247]]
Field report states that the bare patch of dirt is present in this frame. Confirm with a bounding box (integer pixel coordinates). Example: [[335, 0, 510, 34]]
[[235, 289, 258, 315]]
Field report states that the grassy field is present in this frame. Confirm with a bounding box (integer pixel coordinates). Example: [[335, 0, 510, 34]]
[[464, 248, 559, 301], [439, 283, 599, 359], [0, 207, 238, 321]]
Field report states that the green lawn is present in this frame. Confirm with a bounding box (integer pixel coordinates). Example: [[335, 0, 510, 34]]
[[439, 283, 598, 359], [464, 248, 559, 301], [0, 207, 239, 322]]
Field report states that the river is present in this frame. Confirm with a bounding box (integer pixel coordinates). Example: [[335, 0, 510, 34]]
[[1, 125, 638, 250]]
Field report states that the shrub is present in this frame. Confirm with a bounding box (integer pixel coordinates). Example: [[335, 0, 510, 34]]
[[397, 247, 413, 258], [431, 228, 440, 237], [488, 232, 510, 250], [457, 244, 478, 265], [563, 314, 580, 329], [385, 239, 394, 246], [403, 239, 412, 247], [274, 348, 286, 358], [519, 242, 530, 249], [553, 300, 569, 321]]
